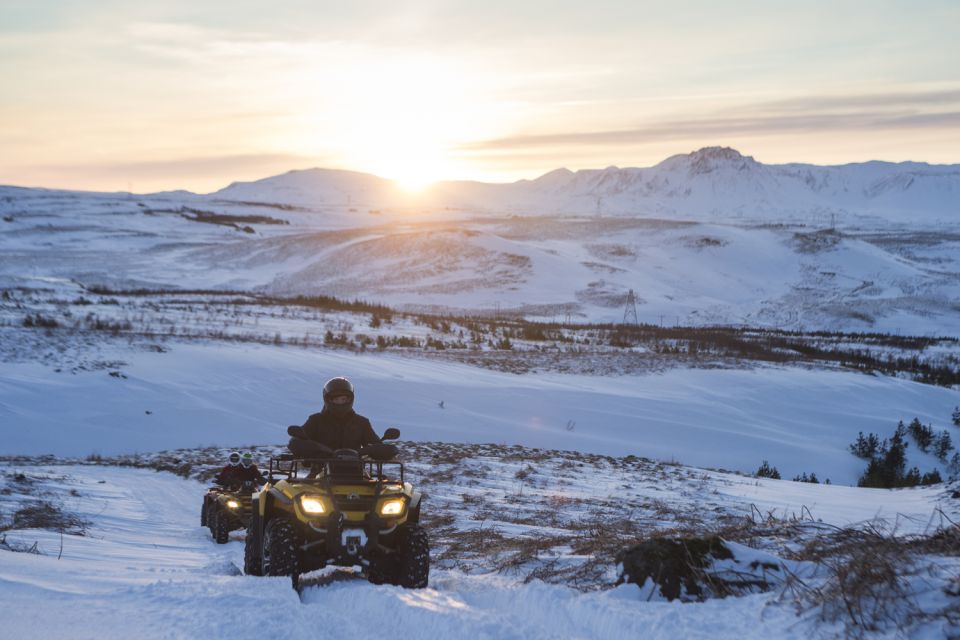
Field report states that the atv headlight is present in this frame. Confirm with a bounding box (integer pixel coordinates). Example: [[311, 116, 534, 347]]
[[380, 499, 405, 516], [300, 496, 326, 514], [226, 500, 240, 509]]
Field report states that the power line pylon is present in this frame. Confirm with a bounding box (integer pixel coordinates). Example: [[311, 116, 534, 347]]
[[623, 289, 638, 325]]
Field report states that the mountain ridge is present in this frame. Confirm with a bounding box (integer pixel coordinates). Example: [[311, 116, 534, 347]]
[[207, 146, 960, 222]]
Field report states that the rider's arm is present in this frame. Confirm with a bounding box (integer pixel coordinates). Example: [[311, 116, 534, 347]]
[[360, 417, 381, 447], [297, 413, 320, 442]]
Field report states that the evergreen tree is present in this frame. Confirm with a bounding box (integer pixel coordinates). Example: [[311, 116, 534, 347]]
[[948, 452, 960, 480], [906, 418, 934, 452], [849, 431, 880, 459], [858, 423, 911, 488], [902, 467, 921, 486], [934, 430, 954, 461], [884, 424, 909, 480], [756, 461, 781, 479]]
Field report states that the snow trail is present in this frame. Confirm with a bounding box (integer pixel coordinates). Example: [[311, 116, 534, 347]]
[[0, 465, 819, 640]]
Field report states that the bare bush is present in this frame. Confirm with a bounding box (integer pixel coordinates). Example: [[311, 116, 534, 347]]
[[1, 500, 89, 535], [785, 523, 960, 637]]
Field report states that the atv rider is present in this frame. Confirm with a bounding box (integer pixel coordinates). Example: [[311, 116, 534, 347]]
[[236, 452, 266, 485], [288, 377, 381, 458], [214, 451, 243, 486], [215, 451, 265, 488]]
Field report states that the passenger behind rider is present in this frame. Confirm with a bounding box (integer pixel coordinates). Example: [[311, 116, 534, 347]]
[[215, 451, 265, 488]]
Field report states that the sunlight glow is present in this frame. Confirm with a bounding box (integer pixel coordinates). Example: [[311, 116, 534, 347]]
[[295, 53, 497, 191], [3, 4, 958, 192]]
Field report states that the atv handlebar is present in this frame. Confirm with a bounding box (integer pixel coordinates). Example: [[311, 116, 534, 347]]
[[266, 454, 405, 486]]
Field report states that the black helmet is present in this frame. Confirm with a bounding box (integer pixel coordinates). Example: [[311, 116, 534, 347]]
[[323, 377, 355, 414], [228, 451, 241, 466]]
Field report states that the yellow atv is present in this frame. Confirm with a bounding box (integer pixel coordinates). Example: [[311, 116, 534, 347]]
[[243, 429, 428, 589], [203, 481, 257, 544]]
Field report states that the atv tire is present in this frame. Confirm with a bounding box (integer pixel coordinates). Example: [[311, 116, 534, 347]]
[[213, 510, 230, 544], [262, 517, 300, 584], [366, 553, 396, 586], [395, 524, 429, 589], [244, 522, 262, 576], [200, 498, 208, 527], [205, 502, 216, 534]]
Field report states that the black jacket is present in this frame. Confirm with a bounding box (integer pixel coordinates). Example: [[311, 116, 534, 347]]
[[301, 408, 380, 451], [215, 464, 264, 486]]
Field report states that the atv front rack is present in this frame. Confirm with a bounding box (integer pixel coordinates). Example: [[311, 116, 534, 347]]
[[267, 455, 405, 491]]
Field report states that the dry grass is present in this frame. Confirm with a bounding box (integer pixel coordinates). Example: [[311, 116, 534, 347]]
[[0, 500, 89, 536], [778, 521, 960, 638]]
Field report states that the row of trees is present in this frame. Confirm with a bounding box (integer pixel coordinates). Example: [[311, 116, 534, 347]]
[[850, 418, 956, 488], [757, 409, 960, 487]]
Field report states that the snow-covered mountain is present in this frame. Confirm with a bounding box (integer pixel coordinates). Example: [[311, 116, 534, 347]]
[[209, 147, 960, 224], [215, 168, 403, 209], [3, 156, 960, 333]]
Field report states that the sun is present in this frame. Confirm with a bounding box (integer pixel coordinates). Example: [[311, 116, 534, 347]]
[[392, 174, 434, 193], [362, 136, 450, 194], [295, 53, 506, 194], [386, 152, 447, 193]]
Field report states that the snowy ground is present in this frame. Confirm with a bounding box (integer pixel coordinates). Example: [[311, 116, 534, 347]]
[[1, 455, 957, 640], [2, 160, 960, 637], [2, 337, 959, 485]]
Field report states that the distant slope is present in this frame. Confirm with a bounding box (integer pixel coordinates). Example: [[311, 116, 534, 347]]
[[213, 168, 403, 208], [2, 340, 957, 485]]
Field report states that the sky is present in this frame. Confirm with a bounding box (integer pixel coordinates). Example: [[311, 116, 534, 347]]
[[1, 0, 959, 193]]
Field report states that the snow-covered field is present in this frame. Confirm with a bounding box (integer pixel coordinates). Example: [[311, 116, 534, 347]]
[[1, 457, 955, 640], [2, 147, 960, 638], [3, 147, 960, 332], [2, 339, 958, 485]]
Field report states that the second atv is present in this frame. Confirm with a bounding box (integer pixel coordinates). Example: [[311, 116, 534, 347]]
[[203, 481, 257, 544], [243, 428, 429, 588]]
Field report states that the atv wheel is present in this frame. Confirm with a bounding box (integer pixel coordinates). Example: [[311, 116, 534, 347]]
[[200, 498, 208, 527], [206, 502, 216, 534], [395, 524, 429, 588], [366, 553, 396, 585], [213, 509, 230, 544], [244, 522, 262, 576], [261, 517, 300, 583]]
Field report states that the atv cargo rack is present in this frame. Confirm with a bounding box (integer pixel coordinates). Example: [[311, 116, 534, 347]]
[[267, 454, 405, 491]]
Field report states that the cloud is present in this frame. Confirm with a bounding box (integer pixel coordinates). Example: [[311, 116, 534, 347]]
[[462, 89, 960, 152], [750, 88, 960, 113]]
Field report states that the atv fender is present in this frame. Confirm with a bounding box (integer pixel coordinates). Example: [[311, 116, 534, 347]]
[[408, 492, 423, 524], [410, 492, 423, 510], [268, 487, 293, 506], [250, 497, 262, 542]]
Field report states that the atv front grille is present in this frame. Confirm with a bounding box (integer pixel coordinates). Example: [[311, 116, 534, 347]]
[[333, 494, 376, 512]]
